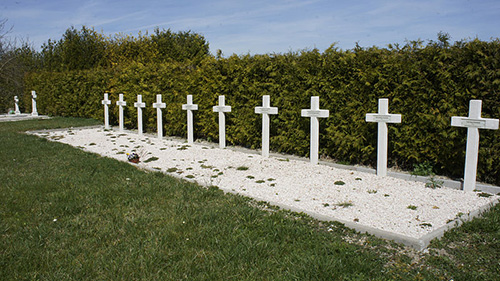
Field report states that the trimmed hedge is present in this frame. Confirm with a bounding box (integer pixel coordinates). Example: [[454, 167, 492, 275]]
[[25, 39, 500, 185]]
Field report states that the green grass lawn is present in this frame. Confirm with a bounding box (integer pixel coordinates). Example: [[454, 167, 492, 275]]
[[1, 117, 499, 280]]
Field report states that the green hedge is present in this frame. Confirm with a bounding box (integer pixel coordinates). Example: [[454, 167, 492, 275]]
[[24, 39, 500, 185]]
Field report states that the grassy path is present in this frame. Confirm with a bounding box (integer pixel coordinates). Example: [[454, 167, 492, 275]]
[[1, 118, 499, 280]]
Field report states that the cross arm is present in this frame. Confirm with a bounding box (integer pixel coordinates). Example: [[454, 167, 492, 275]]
[[451, 117, 499, 130], [366, 113, 402, 123], [301, 109, 329, 118], [255, 107, 278, 115], [213, 106, 231, 112], [182, 104, 199, 110]]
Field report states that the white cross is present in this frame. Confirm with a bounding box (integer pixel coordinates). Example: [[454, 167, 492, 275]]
[[134, 95, 146, 136], [101, 93, 111, 129], [451, 100, 499, 191], [152, 94, 166, 139], [365, 98, 402, 177], [14, 96, 20, 115], [301, 96, 329, 164], [116, 94, 127, 132], [31, 90, 38, 116], [213, 95, 231, 148], [182, 95, 199, 144], [255, 95, 278, 157]]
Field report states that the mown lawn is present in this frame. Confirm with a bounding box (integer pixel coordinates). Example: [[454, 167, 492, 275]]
[[1, 117, 499, 280]]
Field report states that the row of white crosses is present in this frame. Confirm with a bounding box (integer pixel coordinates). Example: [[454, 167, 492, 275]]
[[101, 93, 498, 191], [366, 98, 499, 191], [12, 91, 38, 116]]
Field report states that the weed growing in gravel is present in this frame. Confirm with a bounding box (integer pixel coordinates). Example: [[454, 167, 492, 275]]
[[477, 192, 492, 198], [337, 201, 353, 208], [367, 189, 377, 194], [425, 176, 443, 189], [255, 180, 265, 184], [334, 181, 345, 185], [407, 205, 418, 210], [237, 166, 249, 171], [143, 157, 159, 163], [246, 175, 255, 179]]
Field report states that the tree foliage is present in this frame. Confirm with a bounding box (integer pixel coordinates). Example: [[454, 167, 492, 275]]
[[40, 26, 210, 71], [0, 19, 39, 113]]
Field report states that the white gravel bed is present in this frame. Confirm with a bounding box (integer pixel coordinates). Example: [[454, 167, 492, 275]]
[[33, 127, 499, 239]]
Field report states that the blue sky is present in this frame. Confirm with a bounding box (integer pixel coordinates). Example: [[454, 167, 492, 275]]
[[2, 0, 500, 56]]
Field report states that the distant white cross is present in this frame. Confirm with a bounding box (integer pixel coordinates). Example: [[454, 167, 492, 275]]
[[31, 90, 38, 116], [14, 96, 20, 115], [134, 95, 146, 136], [101, 93, 111, 129], [182, 95, 198, 144], [116, 94, 127, 132], [365, 98, 402, 177], [152, 94, 166, 139], [213, 95, 231, 148], [255, 95, 278, 157], [451, 100, 499, 191], [301, 96, 329, 164]]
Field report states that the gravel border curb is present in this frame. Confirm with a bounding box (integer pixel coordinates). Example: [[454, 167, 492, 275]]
[[0, 114, 52, 122]]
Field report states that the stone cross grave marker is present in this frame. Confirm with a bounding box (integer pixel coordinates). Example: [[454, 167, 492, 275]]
[[101, 93, 111, 129], [365, 98, 402, 177], [31, 90, 38, 116], [301, 96, 329, 164], [116, 94, 127, 132], [182, 95, 198, 144], [255, 95, 278, 157], [451, 100, 499, 191], [134, 95, 146, 136], [152, 94, 166, 139], [213, 95, 231, 148], [14, 96, 20, 115]]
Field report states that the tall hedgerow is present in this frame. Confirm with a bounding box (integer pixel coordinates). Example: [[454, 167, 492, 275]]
[[24, 32, 500, 185]]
